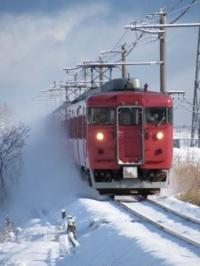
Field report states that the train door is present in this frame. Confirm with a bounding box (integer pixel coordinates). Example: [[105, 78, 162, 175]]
[[117, 106, 143, 164]]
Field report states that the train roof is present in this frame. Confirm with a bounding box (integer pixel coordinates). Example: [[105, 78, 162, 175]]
[[101, 78, 141, 92], [51, 78, 172, 114], [72, 78, 167, 104]]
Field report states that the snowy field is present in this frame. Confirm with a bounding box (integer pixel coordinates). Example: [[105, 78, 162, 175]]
[[173, 147, 200, 165], [0, 122, 200, 266]]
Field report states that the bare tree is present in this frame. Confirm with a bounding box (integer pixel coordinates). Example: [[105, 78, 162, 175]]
[[0, 102, 30, 203], [0, 125, 30, 193]]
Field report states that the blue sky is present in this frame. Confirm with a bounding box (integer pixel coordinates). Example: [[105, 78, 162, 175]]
[[0, 0, 199, 124], [0, 0, 199, 18], [0, 0, 180, 14]]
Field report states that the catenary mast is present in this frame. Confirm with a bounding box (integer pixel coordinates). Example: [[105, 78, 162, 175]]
[[191, 26, 200, 147]]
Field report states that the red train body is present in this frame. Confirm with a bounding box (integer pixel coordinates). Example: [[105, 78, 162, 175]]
[[59, 78, 173, 195]]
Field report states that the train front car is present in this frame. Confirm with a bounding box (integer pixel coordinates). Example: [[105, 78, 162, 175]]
[[86, 78, 173, 195]]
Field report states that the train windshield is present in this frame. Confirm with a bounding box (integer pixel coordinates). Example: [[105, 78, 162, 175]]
[[87, 108, 115, 125], [118, 107, 142, 126], [145, 107, 173, 125]]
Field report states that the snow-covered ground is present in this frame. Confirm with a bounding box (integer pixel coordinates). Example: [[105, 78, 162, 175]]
[[1, 197, 200, 266], [152, 194, 200, 221], [173, 147, 200, 164], [0, 121, 200, 266], [174, 127, 191, 140]]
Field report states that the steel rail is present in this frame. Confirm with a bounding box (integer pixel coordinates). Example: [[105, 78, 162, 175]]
[[147, 198, 200, 225], [116, 200, 200, 249]]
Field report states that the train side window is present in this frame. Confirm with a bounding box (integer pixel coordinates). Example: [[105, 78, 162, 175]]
[[87, 108, 115, 125]]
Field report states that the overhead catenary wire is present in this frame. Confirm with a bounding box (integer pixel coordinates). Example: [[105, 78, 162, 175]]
[[110, 29, 129, 52], [183, 96, 194, 106], [76, 1, 200, 79], [168, 0, 200, 21], [50, 0, 200, 105], [173, 96, 200, 113], [167, 0, 184, 13], [122, 0, 200, 58], [170, 0, 198, 23], [176, 104, 200, 113]]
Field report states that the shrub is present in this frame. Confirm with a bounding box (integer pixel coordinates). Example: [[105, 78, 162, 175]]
[[171, 150, 200, 206], [178, 189, 200, 206]]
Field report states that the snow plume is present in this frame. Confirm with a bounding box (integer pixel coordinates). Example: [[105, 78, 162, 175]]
[[1, 119, 91, 223]]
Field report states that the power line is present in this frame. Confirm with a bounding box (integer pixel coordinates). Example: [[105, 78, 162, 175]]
[[123, 0, 200, 58], [110, 29, 129, 51], [167, 0, 184, 13], [170, 0, 198, 23], [80, 2, 193, 72], [168, 0, 200, 17], [55, 1, 200, 105]]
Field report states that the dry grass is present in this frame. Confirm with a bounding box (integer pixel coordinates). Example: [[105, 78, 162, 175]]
[[172, 162, 200, 206], [178, 189, 200, 206]]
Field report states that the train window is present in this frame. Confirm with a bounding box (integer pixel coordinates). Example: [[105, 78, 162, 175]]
[[145, 107, 173, 125], [118, 107, 142, 126], [87, 108, 115, 125]]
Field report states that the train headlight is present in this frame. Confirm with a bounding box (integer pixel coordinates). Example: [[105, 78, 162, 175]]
[[96, 132, 104, 141], [156, 131, 164, 140]]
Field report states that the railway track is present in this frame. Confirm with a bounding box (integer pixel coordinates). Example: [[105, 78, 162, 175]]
[[147, 197, 200, 225], [115, 196, 200, 249]]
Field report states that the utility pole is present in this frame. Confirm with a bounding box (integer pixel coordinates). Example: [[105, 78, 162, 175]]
[[121, 43, 128, 78], [90, 67, 94, 87], [99, 56, 104, 86], [124, 18, 200, 94], [159, 9, 167, 93], [83, 66, 87, 82], [191, 26, 200, 147]]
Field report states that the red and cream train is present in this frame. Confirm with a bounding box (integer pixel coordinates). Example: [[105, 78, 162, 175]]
[[54, 78, 173, 195]]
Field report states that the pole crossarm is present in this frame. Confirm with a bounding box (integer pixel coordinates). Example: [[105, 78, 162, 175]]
[[76, 61, 163, 67], [124, 23, 200, 30], [63, 66, 81, 72], [167, 90, 185, 95], [64, 81, 92, 84], [100, 49, 124, 55], [77, 63, 116, 68], [132, 29, 165, 34], [62, 84, 91, 89]]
